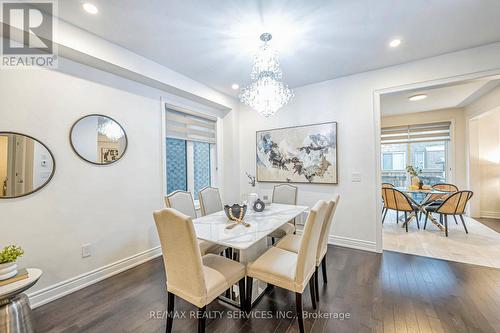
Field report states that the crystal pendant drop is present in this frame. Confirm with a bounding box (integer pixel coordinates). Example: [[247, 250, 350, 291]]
[[239, 33, 294, 118]]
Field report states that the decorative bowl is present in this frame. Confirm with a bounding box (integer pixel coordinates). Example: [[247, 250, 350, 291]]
[[224, 204, 247, 221]]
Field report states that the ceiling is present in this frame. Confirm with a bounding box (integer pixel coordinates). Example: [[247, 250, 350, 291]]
[[381, 77, 500, 116], [51, 0, 500, 96]]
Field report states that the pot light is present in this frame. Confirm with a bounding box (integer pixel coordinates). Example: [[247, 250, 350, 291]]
[[409, 94, 428, 101], [83, 3, 98, 14], [389, 39, 402, 48], [231, 83, 239, 90]]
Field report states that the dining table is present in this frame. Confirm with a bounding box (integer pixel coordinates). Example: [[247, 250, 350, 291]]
[[193, 203, 308, 308], [396, 187, 451, 231]]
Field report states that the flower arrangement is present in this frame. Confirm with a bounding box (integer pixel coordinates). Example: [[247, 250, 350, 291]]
[[406, 165, 422, 177], [246, 172, 256, 187], [0, 245, 24, 264]]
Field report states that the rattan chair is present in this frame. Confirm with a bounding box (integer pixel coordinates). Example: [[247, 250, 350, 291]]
[[381, 183, 394, 217], [424, 190, 473, 237], [381, 188, 420, 232]]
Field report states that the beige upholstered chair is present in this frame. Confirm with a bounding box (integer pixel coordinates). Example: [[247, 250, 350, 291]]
[[424, 190, 473, 237], [269, 184, 298, 243], [199, 187, 223, 216], [153, 208, 246, 333], [165, 191, 226, 255], [276, 194, 340, 302], [246, 200, 329, 333]]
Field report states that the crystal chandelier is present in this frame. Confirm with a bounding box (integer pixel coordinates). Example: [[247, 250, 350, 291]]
[[97, 120, 124, 142], [239, 33, 294, 118]]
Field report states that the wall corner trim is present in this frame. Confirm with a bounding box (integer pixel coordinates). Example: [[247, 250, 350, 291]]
[[28, 246, 162, 308]]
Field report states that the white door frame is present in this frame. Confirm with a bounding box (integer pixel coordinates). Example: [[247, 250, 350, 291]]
[[372, 68, 500, 253]]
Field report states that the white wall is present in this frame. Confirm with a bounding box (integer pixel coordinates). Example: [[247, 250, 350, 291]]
[[381, 108, 467, 189], [466, 85, 500, 218], [238, 42, 500, 252], [477, 111, 500, 218], [0, 57, 238, 306]]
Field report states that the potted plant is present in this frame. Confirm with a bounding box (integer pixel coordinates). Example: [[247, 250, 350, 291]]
[[406, 165, 423, 189], [0, 245, 24, 280]]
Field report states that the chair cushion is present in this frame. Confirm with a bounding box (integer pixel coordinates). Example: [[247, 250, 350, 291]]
[[269, 222, 295, 239], [247, 247, 308, 293], [198, 239, 226, 256], [202, 254, 246, 304], [276, 234, 301, 253], [170, 254, 245, 308]]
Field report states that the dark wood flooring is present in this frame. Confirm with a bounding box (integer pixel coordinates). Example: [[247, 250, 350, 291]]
[[477, 218, 500, 233], [33, 246, 500, 333]]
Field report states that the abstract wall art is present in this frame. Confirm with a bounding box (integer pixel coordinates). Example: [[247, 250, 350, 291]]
[[256, 122, 337, 184]]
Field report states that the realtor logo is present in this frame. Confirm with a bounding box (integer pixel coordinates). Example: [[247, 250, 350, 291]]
[[1, 1, 57, 68]]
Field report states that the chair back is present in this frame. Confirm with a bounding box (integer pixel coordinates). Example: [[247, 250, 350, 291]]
[[272, 184, 298, 205], [199, 187, 223, 216], [426, 183, 459, 203], [432, 183, 458, 192], [382, 188, 414, 212], [436, 190, 473, 215], [295, 200, 329, 286], [165, 190, 197, 218], [153, 208, 206, 301], [382, 183, 394, 189], [317, 194, 340, 261]]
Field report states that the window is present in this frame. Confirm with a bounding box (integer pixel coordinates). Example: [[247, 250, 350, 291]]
[[165, 108, 217, 201], [381, 122, 450, 187]]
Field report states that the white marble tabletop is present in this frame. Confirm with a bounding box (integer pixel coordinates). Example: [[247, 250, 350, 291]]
[[0, 268, 42, 300], [193, 203, 308, 250]]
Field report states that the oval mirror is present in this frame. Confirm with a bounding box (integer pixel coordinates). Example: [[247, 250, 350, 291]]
[[70, 115, 127, 165], [0, 132, 55, 199]]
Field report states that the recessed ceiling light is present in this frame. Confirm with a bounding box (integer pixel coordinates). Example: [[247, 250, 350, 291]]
[[409, 94, 428, 101], [231, 83, 239, 90], [82, 3, 98, 14], [389, 39, 402, 48]]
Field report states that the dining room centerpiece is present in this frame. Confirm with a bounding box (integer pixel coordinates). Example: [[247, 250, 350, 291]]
[[406, 165, 423, 189], [224, 204, 250, 229], [0, 245, 24, 281]]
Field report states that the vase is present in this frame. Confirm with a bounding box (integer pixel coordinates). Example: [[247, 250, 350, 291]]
[[411, 176, 420, 188], [0, 262, 18, 280]]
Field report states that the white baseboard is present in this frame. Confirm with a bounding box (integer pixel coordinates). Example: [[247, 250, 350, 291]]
[[480, 211, 500, 219], [28, 246, 162, 308], [295, 229, 377, 253], [328, 235, 377, 252]]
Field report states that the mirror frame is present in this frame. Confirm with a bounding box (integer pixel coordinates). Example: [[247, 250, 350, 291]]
[[69, 114, 128, 166], [0, 131, 56, 199]]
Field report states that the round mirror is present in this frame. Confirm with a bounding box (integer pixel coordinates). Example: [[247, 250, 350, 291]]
[[70, 115, 127, 165], [0, 132, 55, 199]]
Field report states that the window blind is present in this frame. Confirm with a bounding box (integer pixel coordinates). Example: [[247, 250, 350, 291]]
[[381, 122, 451, 144], [166, 109, 216, 144]]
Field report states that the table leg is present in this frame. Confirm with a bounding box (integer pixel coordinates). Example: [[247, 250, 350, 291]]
[[0, 293, 34, 333], [218, 238, 269, 308]]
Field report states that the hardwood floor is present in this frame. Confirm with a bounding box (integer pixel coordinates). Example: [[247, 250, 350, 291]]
[[477, 218, 500, 233], [33, 246, 500, 333]]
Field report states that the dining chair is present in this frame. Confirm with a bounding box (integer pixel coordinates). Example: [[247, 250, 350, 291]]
[[165, 190, 226, 256], [246, 200, 329, 333], [199, 187, 223, 216], [269, 184, 298, 243], [153, 208, 246, 333], [275, 194, 340, 302], [420, 183, 459, 221], [424, 190, 473, 237], [381, 183, 394, 218], [381, 188, 420, 232]]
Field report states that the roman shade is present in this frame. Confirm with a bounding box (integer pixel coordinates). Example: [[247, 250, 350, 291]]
[[381, 122, 451, 144], [166, 108, 216, 144]]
